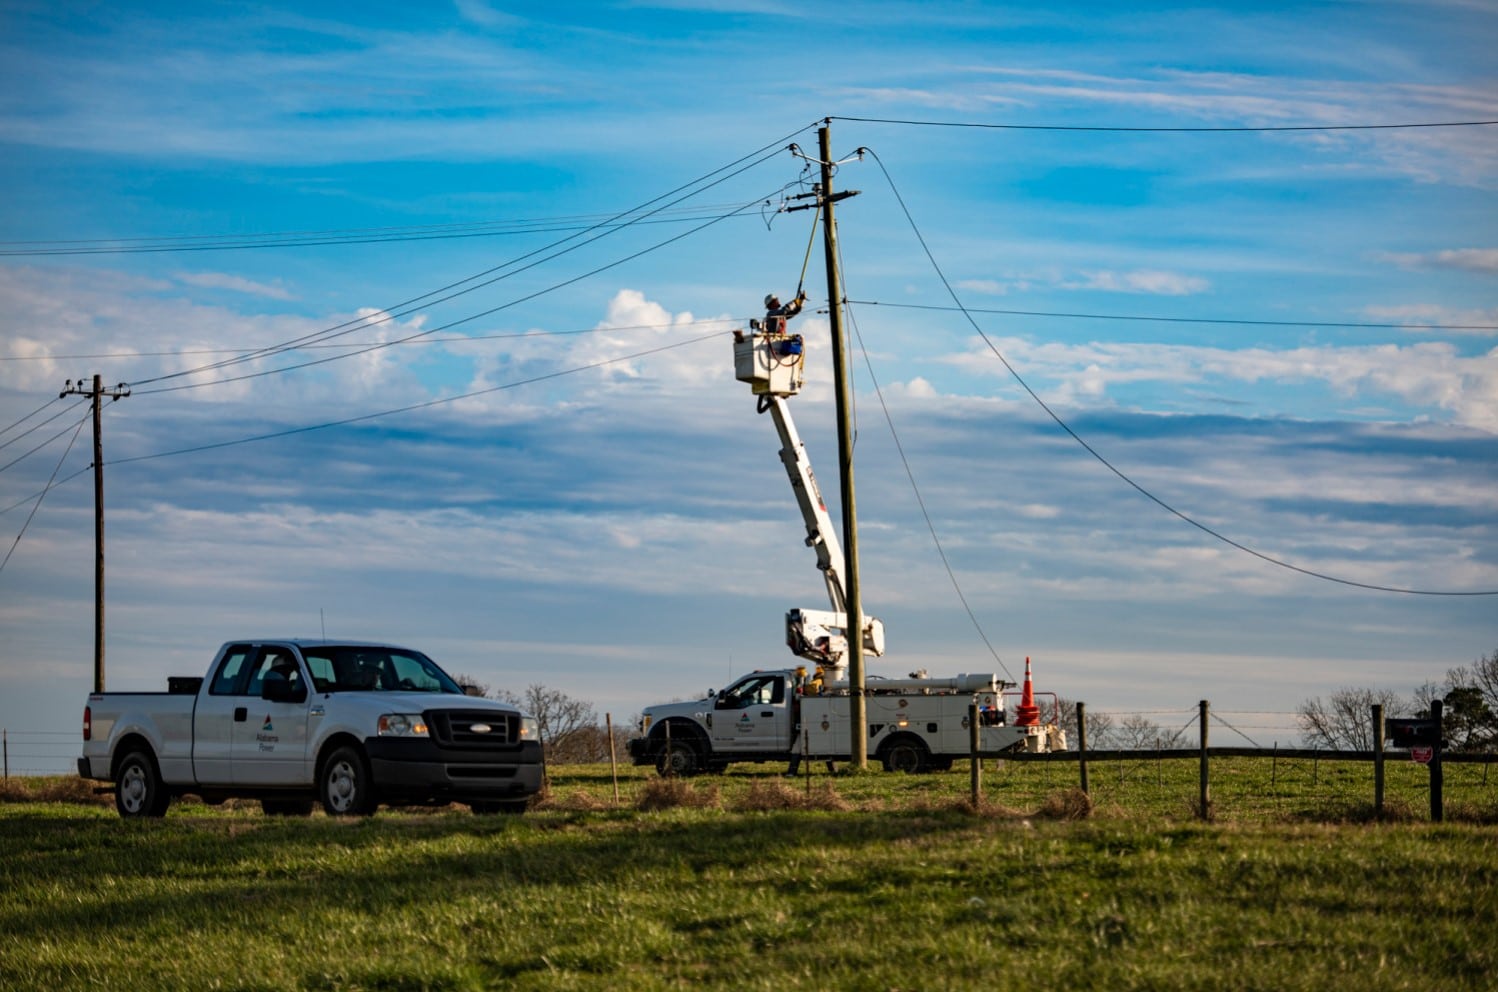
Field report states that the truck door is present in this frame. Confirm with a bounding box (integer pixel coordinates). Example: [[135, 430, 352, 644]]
[[191, 644, 254, 785], [229, 646, 312, 786], [709, 673, 792, 753]]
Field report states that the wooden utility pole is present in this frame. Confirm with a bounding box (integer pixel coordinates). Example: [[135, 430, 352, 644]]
[[59, 374, 129, 693], [816, 122, 867, 768]]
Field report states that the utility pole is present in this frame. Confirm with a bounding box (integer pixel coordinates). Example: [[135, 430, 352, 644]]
[[815, 122, 867, 768], [59, 374, 130, 693]]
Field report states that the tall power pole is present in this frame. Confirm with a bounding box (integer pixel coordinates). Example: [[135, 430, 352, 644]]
[[59, 374, 130, 693], [815, 123, 868, 768]]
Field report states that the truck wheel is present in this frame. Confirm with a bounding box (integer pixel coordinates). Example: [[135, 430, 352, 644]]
[[115, 749, 170, 818], [470, 799, 529, 815], [319, 745, 376, 816], [655, 739, 700, 777], [881, 738, 929, 774], [261, 799, 315, 817]]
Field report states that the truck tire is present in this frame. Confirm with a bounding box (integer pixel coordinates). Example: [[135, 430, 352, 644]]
[[319, 745, 377, 816], [115, 749, 171, 818], [655, 739, 701, 777], [880, 737, 930, 774], [470, 799, 529, 815], [261, 799, 315, 817]]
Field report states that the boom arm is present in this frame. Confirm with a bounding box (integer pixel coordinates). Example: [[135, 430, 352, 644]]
[[734, 327, 884, 673]]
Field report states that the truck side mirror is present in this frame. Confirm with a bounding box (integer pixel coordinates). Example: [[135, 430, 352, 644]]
[[262, 672, 307, 704]]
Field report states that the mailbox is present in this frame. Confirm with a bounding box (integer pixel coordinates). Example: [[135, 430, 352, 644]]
[[1387, 717, 1441, 749]]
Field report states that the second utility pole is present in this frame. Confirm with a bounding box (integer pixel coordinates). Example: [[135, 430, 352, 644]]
[[60, 373, 130, 693], [816, 123, 867, 769]]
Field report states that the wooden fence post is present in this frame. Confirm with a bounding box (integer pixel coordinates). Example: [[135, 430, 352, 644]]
[[1198, 700, 1211, 820], [969, 702, 981, 807], [1372, 704, 1384, 817], [1076, 702, 1089, 795], [606, 713, 620, 805]]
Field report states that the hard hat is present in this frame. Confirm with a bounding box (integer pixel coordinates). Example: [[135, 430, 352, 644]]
[[764, 294, 777, 308]]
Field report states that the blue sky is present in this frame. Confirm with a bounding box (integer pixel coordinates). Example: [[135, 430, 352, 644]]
[[1, 1, 1495, 768]]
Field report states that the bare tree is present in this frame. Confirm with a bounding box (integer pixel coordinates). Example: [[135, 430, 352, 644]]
[[497, 684, 599, 762], [1439, 648, 1498, 751], [1297, 687, 1406, 750], [1056, 697, 1116, 748], [1114, 713, 1187, 750]]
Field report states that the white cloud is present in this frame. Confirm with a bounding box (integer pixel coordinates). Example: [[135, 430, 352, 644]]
[[1363, 303, 1498, 335], [173, 271, 296, 300], [1377, 248, 1498, 276], [1066, 269, 1210, 296]]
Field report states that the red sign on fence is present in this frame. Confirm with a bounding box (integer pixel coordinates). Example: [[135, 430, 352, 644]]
[[1410, 746, 1434, 765]]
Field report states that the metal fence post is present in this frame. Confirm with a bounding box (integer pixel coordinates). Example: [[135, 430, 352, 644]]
[[1430, 699, 1444, 823], [1076, 702, 1089, 795], [1372, 704, 1384, 816], [969, 702, 981, 807], [1198, 700, 1211, 820]]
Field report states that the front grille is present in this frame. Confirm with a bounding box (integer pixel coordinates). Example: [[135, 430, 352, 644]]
[[428, 710, 518, 748]]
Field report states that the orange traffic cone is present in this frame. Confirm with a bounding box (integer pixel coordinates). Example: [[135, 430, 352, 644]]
[[1015, 656, 1041, 727]]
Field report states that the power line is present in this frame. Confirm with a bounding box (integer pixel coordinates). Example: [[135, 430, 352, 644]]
[[844, 300, 1498, 333], [0, 318, 744, 364], [0, 406, 91, 475], [831, 115, 1498, 133], [0, 204, 757, 257], [0, 412, 87, 576], [129, 191, 773, 397], [0, 396, 79, 448], [843, 282, 1015, 683], [0, 331, 729, 516], [127, 124, 818, 390], [863, 146, 1498, 598], [110, 331, 725, 467]]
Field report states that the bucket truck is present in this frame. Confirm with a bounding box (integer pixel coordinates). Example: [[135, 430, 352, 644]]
[[627, 321, 1064, 775]]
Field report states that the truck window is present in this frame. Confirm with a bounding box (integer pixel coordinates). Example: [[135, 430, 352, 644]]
[[209, 645, 254, 695], [244, 648, 304, 698], [304, 653, 335, 692], [723, 674, 784, 708]]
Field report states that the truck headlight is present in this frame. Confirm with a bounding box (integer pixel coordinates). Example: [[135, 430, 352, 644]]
[[377, 713, 429, 737], [640, 714, 652, 733], [519, 716, 540, 742]]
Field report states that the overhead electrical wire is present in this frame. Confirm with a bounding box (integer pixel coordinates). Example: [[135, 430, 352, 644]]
[[843, 300, 1498, 333], [0, 204, 755, 257], [0, 412, 87, 576], [0, 404, 91, 475], [0, 318, 743, 364], [0, 329, 727, 517], [129, 190, 779, 397], [837, 244, 1016, 683], [112, 332, 726, 466], [862, 146, 1498, 597], [830, 115, 1498, 133], [127, 122, 819, 391], [0, 396, 70, 446]]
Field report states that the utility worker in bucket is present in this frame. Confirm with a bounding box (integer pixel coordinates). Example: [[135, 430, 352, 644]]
[[763, 290, 807, 334]]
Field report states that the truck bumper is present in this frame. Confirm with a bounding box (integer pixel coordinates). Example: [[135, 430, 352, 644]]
[[626, 737, 653, 765], [364, 738, 544, 801]]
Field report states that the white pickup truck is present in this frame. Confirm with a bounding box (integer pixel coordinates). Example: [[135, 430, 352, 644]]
[[79, 639, 544, 818]]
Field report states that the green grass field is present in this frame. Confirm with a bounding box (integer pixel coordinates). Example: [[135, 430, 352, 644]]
[[3, 760, 1495, 991]]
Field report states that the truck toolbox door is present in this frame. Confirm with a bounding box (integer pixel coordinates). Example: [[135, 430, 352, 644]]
[[230, 646, 312, 786]]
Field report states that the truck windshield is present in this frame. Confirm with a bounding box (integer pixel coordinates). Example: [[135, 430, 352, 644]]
[[300, 647, 463, 695]]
